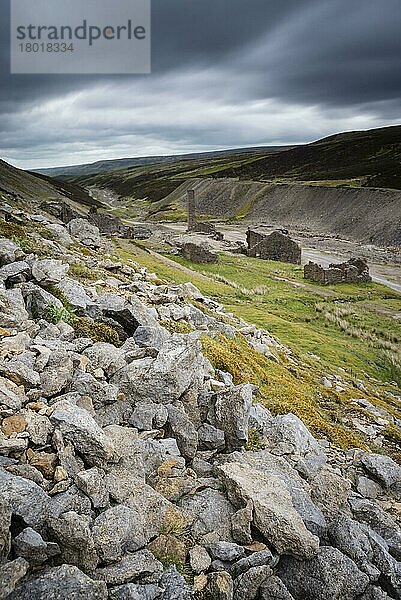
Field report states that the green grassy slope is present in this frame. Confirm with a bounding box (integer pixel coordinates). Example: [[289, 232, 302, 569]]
[[218, 125, 401, 188], [71, 152, 268, 205], [34, 146, 289, 179], [0, 159, 97, 208]]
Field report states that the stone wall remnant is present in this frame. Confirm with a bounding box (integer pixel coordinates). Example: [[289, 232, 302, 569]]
[[247, 229, 301, 265], [180, 242, 219, 264], [304, 258, 372, 285]]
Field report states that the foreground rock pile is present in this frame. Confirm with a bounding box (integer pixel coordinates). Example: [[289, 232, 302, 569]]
[[0, 226, 400, 600]]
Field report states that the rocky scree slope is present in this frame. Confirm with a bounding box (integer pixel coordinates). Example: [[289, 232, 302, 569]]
[[0, 159, 101, 215], [0, 214, 400, 599], [158, 178, 401, 246]]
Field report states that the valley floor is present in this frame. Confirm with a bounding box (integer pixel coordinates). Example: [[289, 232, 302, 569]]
[[165, 222, 401, 294]]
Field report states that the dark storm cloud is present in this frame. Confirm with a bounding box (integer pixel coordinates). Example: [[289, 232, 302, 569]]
[[0, 0, 400, 167], [0, 0, 306, 109], [251, 0, 401, 106]]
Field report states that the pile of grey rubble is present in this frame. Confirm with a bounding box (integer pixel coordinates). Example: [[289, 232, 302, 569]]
[[0, 220, 400, 600]]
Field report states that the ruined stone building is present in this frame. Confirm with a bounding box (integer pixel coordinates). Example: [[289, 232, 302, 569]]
[[246, 229, 301, 265], [180, 242, 219, 264], [304, 258, 372, 285], [186, 190, 224, 240]]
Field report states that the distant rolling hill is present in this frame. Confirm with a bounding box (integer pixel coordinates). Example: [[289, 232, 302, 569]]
[[218, 125, 401, 189], [33, 146, 291, 180], [67, 149, 288, 205]]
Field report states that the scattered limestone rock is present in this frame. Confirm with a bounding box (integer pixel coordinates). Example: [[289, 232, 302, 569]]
[[8, 564, 108, 600], [75, 467, 109, 509], [0, 557, 29, 600], [112, 333, 204, 404], [94, 550, 163, 585], [12, 527, 60, 566], [190, 545, 212, 574], [50, 398, 114, 467], [360, 453, 401, 498], [31, 259, 68, 285], [213, 384, 253, 452], [278, 546, 370, 600], [217, 462, 320, 558], [68, 218, 102, 249]]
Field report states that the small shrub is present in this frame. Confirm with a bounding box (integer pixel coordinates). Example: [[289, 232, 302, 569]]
[[46, 303, 72, 325]]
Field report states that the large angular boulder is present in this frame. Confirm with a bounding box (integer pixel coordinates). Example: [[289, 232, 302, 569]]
[[93, 505, 153, 563], [0, 289, 30, 330], [0, 237, 23, 266], [213, 384, 253, 452], [278, 547, 370, 600], [0, 470, 49, 530], [0, 557, 29, 600], [112, 333, 205, 404], [47, 511, 98, 574], [219, 450, 327, 538], [67, 219, 101, 248], [262, 413, 326, 478], [179, 488, 235, 544], [83, 342, 126, 377], [93, 551, 163, 586], [361, 453, 401, 498], [216, 462, 320, 558], [8, 564, 108, 599], [0, 261, 30, 285], [45, 224, 73, 246], [348, 496, 401, 560], [31, 259, 68, 286], [166, 403, 198, 459], [98, 293, 159, 337], [56, 278, 100, 317], [50, 399, 114, 466], [12, 527, 60, 566]]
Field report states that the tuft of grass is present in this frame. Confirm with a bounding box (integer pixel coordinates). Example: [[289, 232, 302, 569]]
[[246, 427, 264, 451], [46, 303, 73, 325], [160, 319, 193, 334], [69, 262, 101, 282]]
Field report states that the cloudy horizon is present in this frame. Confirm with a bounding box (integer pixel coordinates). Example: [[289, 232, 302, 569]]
[[1, 0, 401, 170]]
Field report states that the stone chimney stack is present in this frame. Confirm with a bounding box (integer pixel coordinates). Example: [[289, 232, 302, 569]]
[[187, 189, 196, 232]]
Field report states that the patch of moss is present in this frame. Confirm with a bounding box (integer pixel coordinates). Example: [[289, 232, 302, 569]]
[[383, 423, 401, 445], [73, 317, 121, 346], [246, 427, 264, 451], [0, 220, 26, 239], [13, 235, 53, 257], [160, 319, 193, 334]]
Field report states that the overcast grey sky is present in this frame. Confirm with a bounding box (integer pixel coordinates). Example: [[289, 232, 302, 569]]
[[1, 0, 401, 169]]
